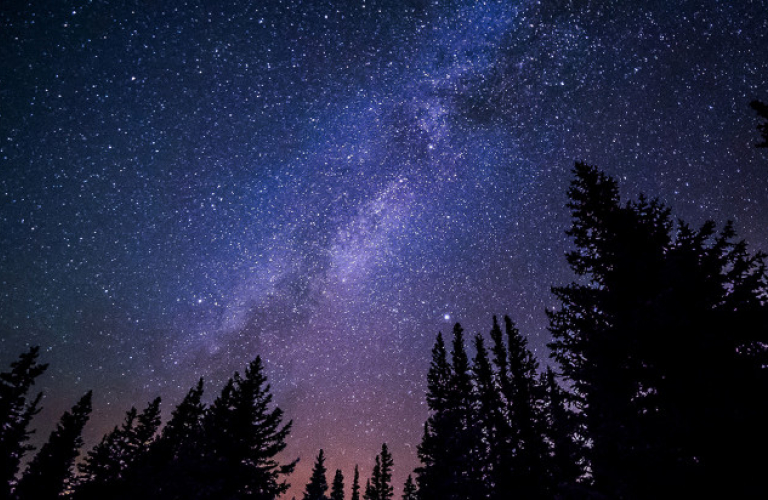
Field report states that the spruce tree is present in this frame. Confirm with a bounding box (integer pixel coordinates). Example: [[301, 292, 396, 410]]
[[363, 479, 375, 500], [540, 368, 583, 495], [401, 475, 416, 500], [76, 405, 139, 498], [350, 465, 360, 500], [374, 444, 393, 500], [416, 325, 482, 500], [415, 333, 451, 500], [504, 317, 549, 499], [369, 456, 381, 500], [549, 163, 768, 498], [470, 334, 503, 500], [0, 347, 48, 498], [330, 469, 344, 500], [76, 397, 162, 499], [152, 378, 205, 463], [203, 356, 297, 499], [303, 450, 329, 500], [15, 391, 92, 500], [130, 379, 205, 498]]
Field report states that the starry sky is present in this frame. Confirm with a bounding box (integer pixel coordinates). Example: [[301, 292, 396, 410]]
[[1, 0, 767, 497]]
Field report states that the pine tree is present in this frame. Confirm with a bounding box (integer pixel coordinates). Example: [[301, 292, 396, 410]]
[[76, 406, 139, 498], [303, 450, 329, 500], [330, 469, 344, 500], [369, 456, 381, 500], [203, 356, 297, 499], [540, 368, 583, 495], [76, 398, 162, 499], [549, 163, 768, 498], [0, 346, 48, 498], [350, 465, 361, 500], [416, 325, 482, 500], [130, 379, 205, 498], [374, 444, 393, 500], [15, 391, 92, 500], [401, 475, 416, 500], [504, 317, 549, 499], [470, 334, 503, 500], [548, 163, 654, 498], [152, 378, 205, 463], [129, 397, 161, 461], [415, 333, 451, 500], [363, 479, 375, 500]]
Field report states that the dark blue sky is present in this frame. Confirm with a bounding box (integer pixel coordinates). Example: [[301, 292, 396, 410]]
[[2, 0, 767, 496]]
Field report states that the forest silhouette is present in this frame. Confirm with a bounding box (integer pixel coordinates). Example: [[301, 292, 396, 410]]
[[1, 104, 767, 499]]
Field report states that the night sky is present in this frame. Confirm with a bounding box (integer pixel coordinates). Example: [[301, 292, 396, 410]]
[[2, 0, 767, 497]]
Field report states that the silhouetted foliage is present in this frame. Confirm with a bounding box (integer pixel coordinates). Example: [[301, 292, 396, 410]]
[[199, 356, 296, 499], [350, 465, 361, 500], [750, 100, 768, 147], [417, 325, 481, 500], [373, 444, 393, 500], [549, 162, 768, 498], [304, 450, 329, 500], [0, 346, 48, 499], [74, 397, 161, 499], [401, 475, 417, 500], [363, 479, 374, 500], [330, 469, 344, 500], [540, 367, 583, 497], [15, 391, 92, 500], [111, 379, 206, 500]]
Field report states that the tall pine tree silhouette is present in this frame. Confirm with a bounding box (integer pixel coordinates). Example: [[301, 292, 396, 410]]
[[0, 346, 48, 499], [303, 450, 329, 500], [330, 469, 344, 500], [504, 317, 549, 499], [15, 391, 92, 500], [350, 465, 361, 500], [417, 325, 483, 500], [125, 379, 206, 499], [549, 162, 768, 498], [75, 398, 161, 499], [401, 475, 416, 500], [470, 334, 503, 500], [202, 356, 296, 499], [374, 444, 393, 500], [540, 367, 583, 496]]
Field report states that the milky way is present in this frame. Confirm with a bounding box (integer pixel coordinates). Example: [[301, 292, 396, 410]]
[[2, 0, 767, 496]]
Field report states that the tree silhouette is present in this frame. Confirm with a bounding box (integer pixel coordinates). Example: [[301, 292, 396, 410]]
[[303, 450, 329, 500], [415, 332, 451, 500], [0, 346, 48, 498], [401, 475, 416, 500], [114, 380, 205, 499], [15, 391, 92, 500], [150, 377, 205, 466], [417, 325, 484, 500], [549, 162, 768, 498], [75, 398, 161, 499], [350, 465, 361, 500], [540, 367, 583, 496], [374, 444, 393, 500], [363, 479, 375, 500], [202, 356, 297, 499], [503, 317, 549, 499], [330, 469, 344, 500], [470, 334, 502, 500]]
